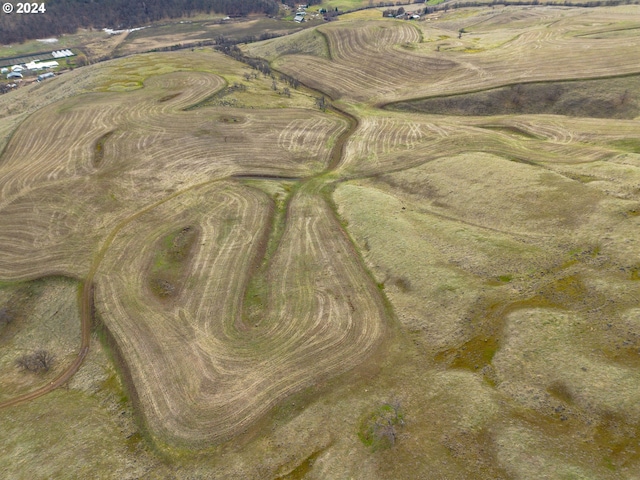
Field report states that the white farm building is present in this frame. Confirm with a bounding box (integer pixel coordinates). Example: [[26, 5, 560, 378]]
[[51, 49, 74, 58], [25, 60, 59, 71]]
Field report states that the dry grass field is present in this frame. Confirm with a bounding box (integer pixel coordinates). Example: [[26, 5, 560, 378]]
[[2, 4, 640, 479], [248, 5, 640, 104], [95, 181, 386, 445], [113, 17, 309, 58]]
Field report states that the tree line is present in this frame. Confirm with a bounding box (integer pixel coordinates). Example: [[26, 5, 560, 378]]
[[0, 0, 281, 44]]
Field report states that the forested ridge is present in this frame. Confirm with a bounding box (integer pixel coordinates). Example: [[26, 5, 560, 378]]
[[0, 0, 280, 44]]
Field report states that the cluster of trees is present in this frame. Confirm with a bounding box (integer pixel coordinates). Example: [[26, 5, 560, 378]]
[[216, 40, 271, 74], [382, 6, 405, 17], [278, 73, 300, 89], [214, 34, 276, 74], [0, 0, 281, 44], [213, 33, 301, 99], [216, 37, 302, 89], [281, 0, 322, 7]]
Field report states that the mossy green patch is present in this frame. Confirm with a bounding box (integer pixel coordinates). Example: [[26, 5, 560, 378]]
[[242, 183, 293, 328], [609, 139, 640, 154], [148, 226, 198, 299]]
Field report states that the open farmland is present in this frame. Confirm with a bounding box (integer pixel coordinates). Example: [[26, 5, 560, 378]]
[[2, 4, 640, 479], [251, 5, 640, 104], [112, 17, 311, 58]]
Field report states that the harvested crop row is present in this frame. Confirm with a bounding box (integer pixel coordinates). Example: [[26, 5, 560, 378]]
[[95, 182, 386, 444], [275, 21, 459, 102], [0, 181, 105, 280], [273, 8, 640, 104], [0, 70, 345, 282], [277, 116, 345, 158], [0, 72, 222, 209], [324, 21, 421, 62], [337, 106, 633, 178]]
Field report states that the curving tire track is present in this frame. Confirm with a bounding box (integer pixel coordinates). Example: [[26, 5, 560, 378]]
[[0, 175, 227, 410]]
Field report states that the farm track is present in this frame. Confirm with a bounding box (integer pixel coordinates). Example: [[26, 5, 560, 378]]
[[0, 176, 229, 411]]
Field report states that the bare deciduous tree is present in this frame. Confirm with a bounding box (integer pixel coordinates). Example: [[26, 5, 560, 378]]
[[360, 397, 406, 450], [16, 350, 55, 373], [0, 307, 12, 328], [374, 418, 397, 445], [316, 96, 327, 111]]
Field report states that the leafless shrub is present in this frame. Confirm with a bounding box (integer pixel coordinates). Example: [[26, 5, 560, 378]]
[[0, 307, 12, 328], [360, 397, 406, 450], [151, 278, 175, 297], [16, 350, 55, 373]]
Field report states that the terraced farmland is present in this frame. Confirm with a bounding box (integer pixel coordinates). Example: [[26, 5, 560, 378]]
[[2, 5, 640, 479]]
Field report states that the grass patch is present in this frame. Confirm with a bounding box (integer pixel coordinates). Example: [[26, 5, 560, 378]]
[[242, 183, 295, 328], [148, 226, 198, 299], [479, 125, 540, 139], [436, 334, 500, 372], [0, 280, 41, 340], [391, 75, 640, 119], [320, 0, 369, 11], [609, 139, 640, 154], [275, 448, 326, 480]]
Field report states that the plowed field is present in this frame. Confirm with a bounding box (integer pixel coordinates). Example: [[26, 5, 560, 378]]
[[3, 6, 640, 479]]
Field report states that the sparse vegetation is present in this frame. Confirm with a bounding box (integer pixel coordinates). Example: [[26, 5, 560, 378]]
[[392, 76, 640, 118]]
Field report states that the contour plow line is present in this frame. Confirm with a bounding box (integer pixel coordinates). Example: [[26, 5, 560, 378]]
[[94, 182, 388, 444], [0, 177, 228, 410]]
